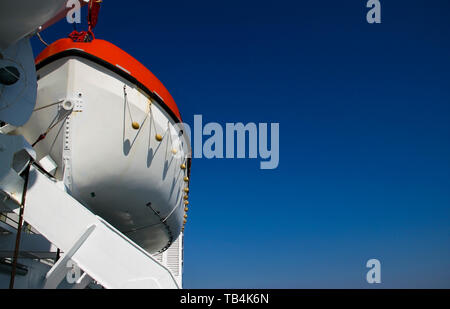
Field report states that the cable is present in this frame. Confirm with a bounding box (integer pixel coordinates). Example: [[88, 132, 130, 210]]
[[36, 32, 49, 47], [33, 99, 64, 112], [31, 111, 70, 147]]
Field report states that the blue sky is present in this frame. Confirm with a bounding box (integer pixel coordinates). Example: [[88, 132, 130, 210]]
[[32, 0, 450, 288]]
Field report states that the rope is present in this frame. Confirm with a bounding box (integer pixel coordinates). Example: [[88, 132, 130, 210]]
[[123, 85, 135, 123], [36, 32, 49, 47], [31, 111, 70, 147], [124, 85, 150, 128], [33, 99, 64, 112], [149, 104, 164, 140]]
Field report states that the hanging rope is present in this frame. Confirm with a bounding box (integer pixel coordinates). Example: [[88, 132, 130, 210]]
[[124, 85, 150, 130], [36, 32, 49, 47], [168, 121, 178, 155], [31, 111, 70, 147], [123, 85, 153, 152], [32, 99, 64, 112], [148, 102, 164, 142], [123, 85, 135, 124]]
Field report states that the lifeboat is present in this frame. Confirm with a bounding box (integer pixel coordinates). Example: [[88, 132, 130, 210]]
[[18, 36, 191, 254]]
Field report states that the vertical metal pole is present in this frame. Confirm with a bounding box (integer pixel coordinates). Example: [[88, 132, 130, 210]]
[[55, 248, 61, 262], [9, 165, 30, 289]]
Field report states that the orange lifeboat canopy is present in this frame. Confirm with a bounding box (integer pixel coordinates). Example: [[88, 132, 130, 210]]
[[35, 38, 181, 122]]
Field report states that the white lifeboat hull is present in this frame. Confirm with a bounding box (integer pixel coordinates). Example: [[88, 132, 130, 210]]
[[20, 56, 189, 253]]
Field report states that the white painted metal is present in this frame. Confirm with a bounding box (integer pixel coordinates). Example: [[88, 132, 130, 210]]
[[0, 134, 35, 205], [0, 221, 15, 234], [0, 0, 67, 50], [0, 38, 37, 125], [10, 166, 179, 289], [0, 232, 59, 259], [0, 0, 187, 289], [153, 233, 184, 287], [39, 155, 58, 175], [0, 1, 90, 126], [0, 259, 52, 289], [19, 56, 189, 254], [71, 272, 94, 289]]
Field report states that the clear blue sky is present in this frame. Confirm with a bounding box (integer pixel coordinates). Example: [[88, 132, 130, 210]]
[[32, 0, 450, 288]]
